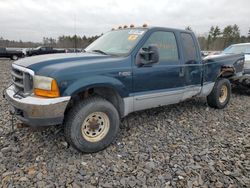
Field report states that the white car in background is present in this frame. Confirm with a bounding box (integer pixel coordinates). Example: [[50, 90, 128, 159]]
[[221, 43, 250, 93], [222, 43, 250, 74]]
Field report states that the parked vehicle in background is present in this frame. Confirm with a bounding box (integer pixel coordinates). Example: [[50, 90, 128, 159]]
[[222, 43, 250, 74], [201, 51, 222, 58], [0, 47, 24, 60], [221, 43, 250, 93], [22, 48, 29, 56], [65, 48, 82, 53], [26, 46, 66, 56], [5, 26, 244, 153]]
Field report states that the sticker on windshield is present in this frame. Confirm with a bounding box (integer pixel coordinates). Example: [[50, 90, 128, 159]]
[[128, 30, 145, 35], [128, 35, 138, 41]]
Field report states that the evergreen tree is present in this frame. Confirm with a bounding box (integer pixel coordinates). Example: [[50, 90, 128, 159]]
[[222, 25, 241, 48]]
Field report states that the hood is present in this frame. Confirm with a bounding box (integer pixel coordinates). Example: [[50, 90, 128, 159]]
[[13, 52, 124, 76]]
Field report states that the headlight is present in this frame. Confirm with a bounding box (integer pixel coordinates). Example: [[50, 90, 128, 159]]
[[33, 75, 60, 98]]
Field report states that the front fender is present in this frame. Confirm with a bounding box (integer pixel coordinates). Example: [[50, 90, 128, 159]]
[[62, 75, 129, 98]]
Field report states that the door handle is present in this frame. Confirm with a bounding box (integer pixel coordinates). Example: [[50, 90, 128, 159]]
[[179, 67, 185, 77]]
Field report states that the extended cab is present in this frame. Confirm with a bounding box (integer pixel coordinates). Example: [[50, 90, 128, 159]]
[[26, 46, 65, 56], [5, 26, 244, 153]]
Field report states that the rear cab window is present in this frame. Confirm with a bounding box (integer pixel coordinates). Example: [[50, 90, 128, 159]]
[[181, 32, 199, 64]]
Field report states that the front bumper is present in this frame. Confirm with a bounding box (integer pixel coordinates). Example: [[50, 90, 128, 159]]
[[5, 85, 70, 126]]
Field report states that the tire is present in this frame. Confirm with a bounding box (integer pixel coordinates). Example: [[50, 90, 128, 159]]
[[11, 55, 18, 60], [207, 78, 231, 109], [64, 96, 120, 153]]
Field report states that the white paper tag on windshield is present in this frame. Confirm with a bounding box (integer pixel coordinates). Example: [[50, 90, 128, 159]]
[[128, 30, 145, 35]]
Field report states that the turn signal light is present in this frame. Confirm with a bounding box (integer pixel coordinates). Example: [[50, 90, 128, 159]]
[[34, 79, 60, 98]]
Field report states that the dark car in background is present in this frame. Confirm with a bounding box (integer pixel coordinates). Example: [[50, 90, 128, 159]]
[[0, 47, 24, 60], [26, 46, 66, 56]]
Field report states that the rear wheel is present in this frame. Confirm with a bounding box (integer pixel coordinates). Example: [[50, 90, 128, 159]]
[[207, 78, 231, 109], [64, 96, 120, 153], [11, 55, 18, 60]]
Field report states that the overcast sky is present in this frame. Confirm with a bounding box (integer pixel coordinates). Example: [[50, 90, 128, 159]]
[[0, 0, 249, 42]]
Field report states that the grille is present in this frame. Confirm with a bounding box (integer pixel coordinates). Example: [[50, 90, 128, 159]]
[[11, 65, 33, 96]]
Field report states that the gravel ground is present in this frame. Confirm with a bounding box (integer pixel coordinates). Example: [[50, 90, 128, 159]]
[[0, 59, 249, 188]]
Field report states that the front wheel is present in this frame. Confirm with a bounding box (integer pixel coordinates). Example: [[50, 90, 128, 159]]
[[207, 78, 231, 109], [64, 96, 120, 153]]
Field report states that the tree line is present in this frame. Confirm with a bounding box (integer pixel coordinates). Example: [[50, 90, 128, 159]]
[[188, 24, 250, 51], [1, 24, 250, 50], [0, 35, 100, 49], [42, 35, 100, 49]]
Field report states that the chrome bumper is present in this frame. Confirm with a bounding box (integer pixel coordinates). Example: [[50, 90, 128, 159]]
[[5, 85, 71, 126]]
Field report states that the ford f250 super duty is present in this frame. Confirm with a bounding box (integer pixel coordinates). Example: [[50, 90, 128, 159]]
[[4, 26, 244, 153]]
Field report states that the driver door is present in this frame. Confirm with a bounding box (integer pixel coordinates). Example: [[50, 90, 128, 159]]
[[132, 30, 185, 111]]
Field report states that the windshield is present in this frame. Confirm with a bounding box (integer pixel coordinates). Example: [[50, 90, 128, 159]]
[[35, 46, 42, 50], [223, 44, 250, 54], [85, 29, 147, 56]]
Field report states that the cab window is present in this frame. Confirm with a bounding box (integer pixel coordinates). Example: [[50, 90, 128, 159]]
[[181, 33, 198, 64], [142, 31, 179, 61]]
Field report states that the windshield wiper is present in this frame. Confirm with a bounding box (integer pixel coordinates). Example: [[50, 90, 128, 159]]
[[91, 49, 108, 55]]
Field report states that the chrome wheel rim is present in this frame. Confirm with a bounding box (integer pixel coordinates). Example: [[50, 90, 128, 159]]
[[81, 112, 110, 142], [219, 85, 228, 103]]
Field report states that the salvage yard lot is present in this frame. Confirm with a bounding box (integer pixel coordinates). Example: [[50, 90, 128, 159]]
[[0, 59, 249, 187]]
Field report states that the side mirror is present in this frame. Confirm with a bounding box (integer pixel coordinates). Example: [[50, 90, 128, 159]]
[[139, 44, 159, 65]]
